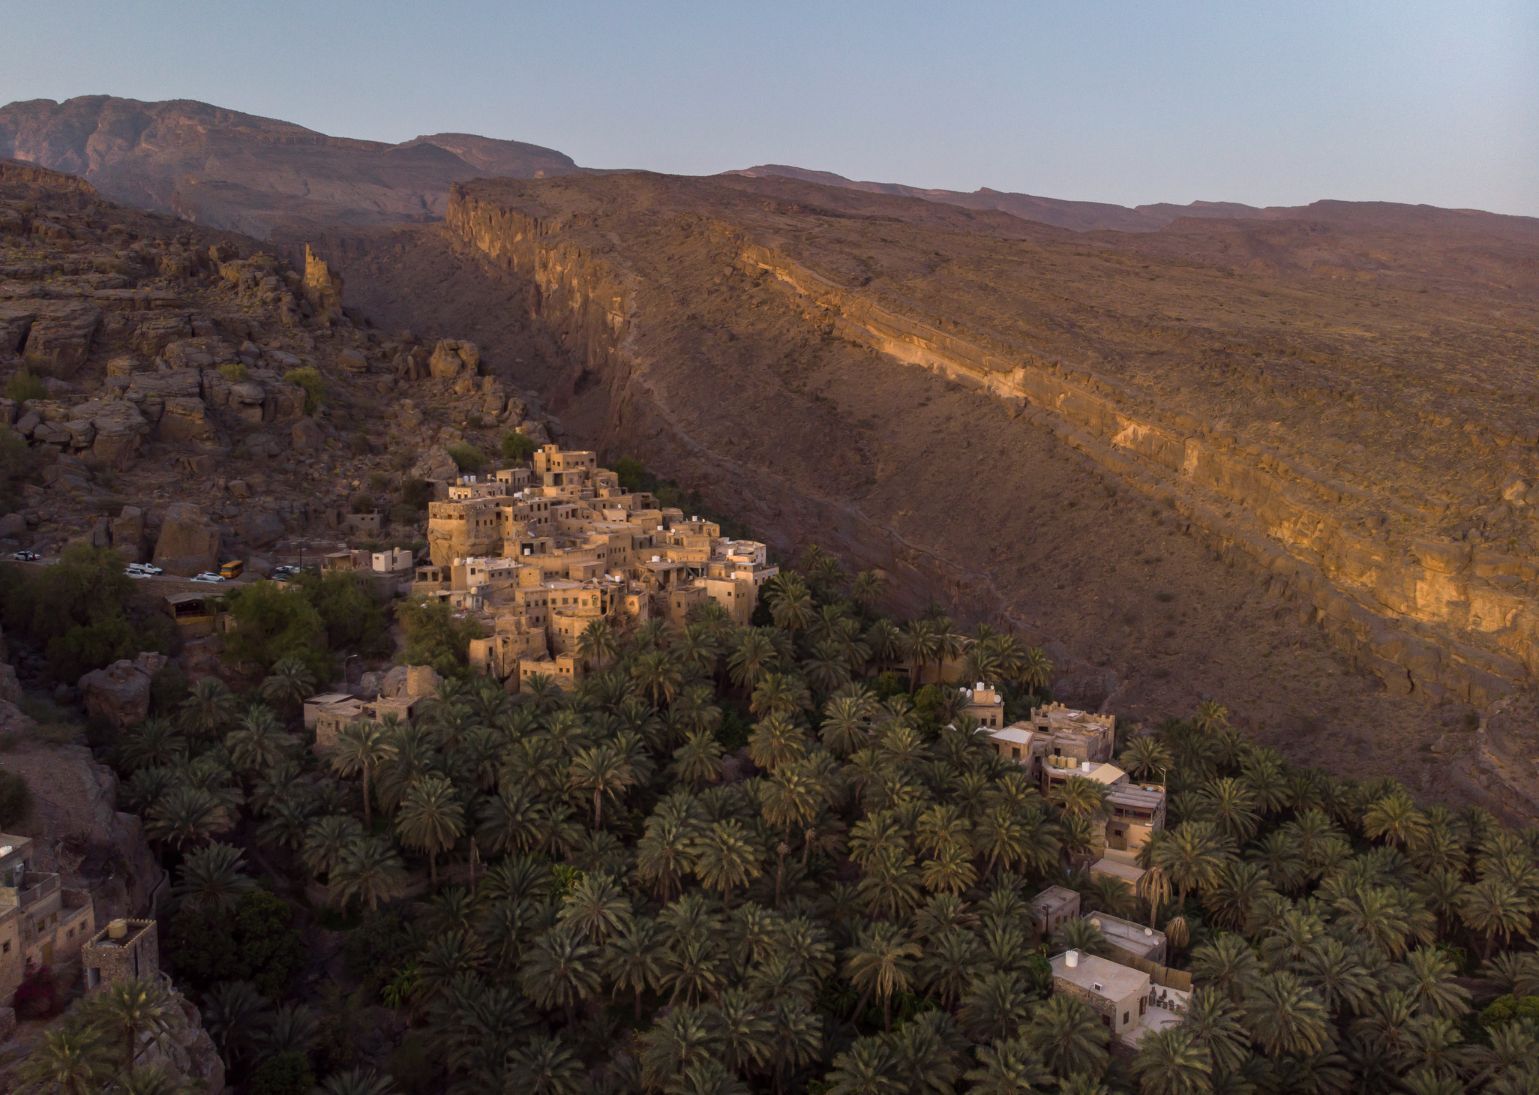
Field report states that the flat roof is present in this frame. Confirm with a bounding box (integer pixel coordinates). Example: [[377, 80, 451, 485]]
[[1090, 913, 1166, 954], [1091, 857, 1146, 884], [305, 692, 355, 705], [1051, 951, 1149, 1000], [1107, 784, 1166, 809], [1031, 885, 1080, 911], [988, 726, 1034, 745]]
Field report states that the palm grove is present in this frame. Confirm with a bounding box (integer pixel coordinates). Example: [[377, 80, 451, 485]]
[[12, 546, 1539, 1094]]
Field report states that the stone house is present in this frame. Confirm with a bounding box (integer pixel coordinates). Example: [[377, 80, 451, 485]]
[[0, 834, 96, 1000]]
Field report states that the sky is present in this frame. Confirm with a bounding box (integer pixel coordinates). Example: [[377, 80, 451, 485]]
[[4, 0, 1537, 215]]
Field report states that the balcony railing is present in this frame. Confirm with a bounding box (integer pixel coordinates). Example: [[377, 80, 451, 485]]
[[17, 872, 59, 907]]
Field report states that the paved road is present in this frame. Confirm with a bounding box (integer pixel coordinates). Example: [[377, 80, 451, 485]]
[[7, 555, 258, 592]]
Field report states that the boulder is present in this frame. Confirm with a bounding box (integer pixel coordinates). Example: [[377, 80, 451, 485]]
[[156, 397, 215, 443], [110, 506, 145, 557], [428, 339, 480, 380], [78, 652, 166, 730], [24, 303, 102, 376], [86, 400, 150, 462], [152, 502, 219, 575], [410, 447, 458, 483]]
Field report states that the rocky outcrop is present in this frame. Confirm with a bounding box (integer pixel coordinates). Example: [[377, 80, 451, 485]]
[[428, 338, 481, 379], [78, 652, 166, 731], [303, 243, 344, 321], [152, 502, 219, 575]]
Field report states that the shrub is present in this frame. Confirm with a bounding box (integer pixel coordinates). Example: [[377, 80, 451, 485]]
[[349, 492, 375, 515], [283, 366, 326, 414], [500, 431, 537, 463], [0, 770, 32, 827], [446, 442, 487, 474], [216, 362, 248, 382], [4, 369, 46, 403]]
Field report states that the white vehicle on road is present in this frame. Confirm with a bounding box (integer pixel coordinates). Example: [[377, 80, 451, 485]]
[[190, 572, 226, 583], [11, 550, 40, 562], [124, 565, 153, 579]]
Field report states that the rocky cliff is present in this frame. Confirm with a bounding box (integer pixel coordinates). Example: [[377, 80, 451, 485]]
[[425, 171, 1539, 811]]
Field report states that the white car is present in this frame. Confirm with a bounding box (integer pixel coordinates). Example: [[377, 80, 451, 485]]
[[136, 562, 164, 575], [190, 572, 226, 583], [11, 550, 40, 562], [124, 565, 153, 579]]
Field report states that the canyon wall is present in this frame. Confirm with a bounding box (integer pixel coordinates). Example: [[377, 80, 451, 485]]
[[445, 184, 1535, 711]]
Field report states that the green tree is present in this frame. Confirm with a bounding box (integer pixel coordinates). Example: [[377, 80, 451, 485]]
[[397, 598, 484, 676], [395, 773, 465, 886], [223, 580, 330, 680]]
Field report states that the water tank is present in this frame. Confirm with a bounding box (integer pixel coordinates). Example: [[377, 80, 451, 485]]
[[1065, 949, 1079, 968], [107, 919, 128, 941]]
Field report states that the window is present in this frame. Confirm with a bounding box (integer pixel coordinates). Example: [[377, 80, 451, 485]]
[[1123, 1011, 1129, 1025]]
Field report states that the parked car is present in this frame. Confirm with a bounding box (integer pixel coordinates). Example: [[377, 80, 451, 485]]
[[191, 572, 226, 583], [136, 562, 164, 575], [124, 566, 152, 579], [11, 550, 40, 562]]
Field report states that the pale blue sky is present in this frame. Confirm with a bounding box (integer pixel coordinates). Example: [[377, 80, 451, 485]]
[[4, 0, 1536, 214]]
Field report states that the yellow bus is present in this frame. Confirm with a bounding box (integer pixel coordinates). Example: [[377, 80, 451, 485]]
[[218, 560, 244, 580]]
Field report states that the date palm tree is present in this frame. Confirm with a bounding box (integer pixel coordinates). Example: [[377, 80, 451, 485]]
[[748, 713, 809, 773], [144, 783, 233, 849], [603, 915, 666, 1019], [395, 773, 464, 886], [1459, 876, 1530, 958], [259, 655, 316, 716], [520, 926, 603, 1014], [631, 648, 684, 709], [330, 834, 410, 912], [1119, 735, 1171, 784], [1243, 970, 1332, 1058], [1131, 1027, 1212, 1095], [14, 1025, 113, 1094], [958, 970, 1035, 1044], [87, 977, 180, 1073], [327, 718, 397, 828], [578, 618, 619, 671], [557, 870, 633, 944], [687, 818, 762, 908], [1151, 820, 1232, 906], [567, 741, 636, 828], [1025, 995, 1109, 1080], [672, 726, 725, 789], [1193, 699, 1230, 734], [728, 628, 780, 693], [766, 572, 815, 635], [172, 841, 255, 914], [313, 1069, 399, 1095], [506, 1034, 585, 1095], [1016, 646, 1053, 694], [844, 920, 923, 1030], [962, 1036, 1054, 1094], [1364, 787, 1431, 849], [180, 676, 238, 741]]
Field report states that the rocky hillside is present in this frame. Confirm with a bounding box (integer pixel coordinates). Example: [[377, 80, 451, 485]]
[[319, 169, 1539, 815], [0, 97, 578, 237], [0, 159, 553, 572]]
